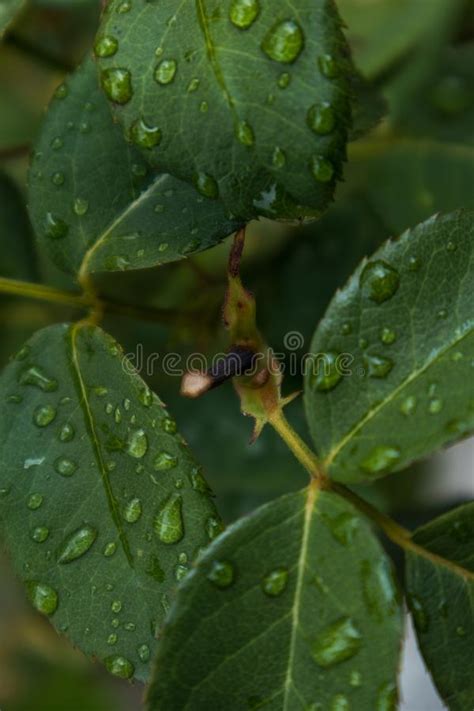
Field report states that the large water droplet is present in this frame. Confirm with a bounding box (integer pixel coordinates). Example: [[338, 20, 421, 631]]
[[94, 35, 119, 58], [310, 153, 334, 183], [236, 120, 255, 146], [360, 261, 400, 304], [138, 643, 150, 662], [307, 102, 335, 135], [261, 20, 304, 63], [123, 497, 142, 523], [312, 617, 362, 668], [73, 198, 89, 216], [19, 366, 58, 391], [206, 516, 223, 541], [193, 172, 219, 199], [207, 560, 235, 588], [54, 457, 78, 477], [361, 559, 399, 620], [27, 493, 44, 510], [33, 404, 57, 427], [153, 451, 178, 471], [262, 568, 288, 597], [31, 526, 49, 543], [58, 525, 97, 563], [364, 354, 394, 379], [380, 328, 397, 345], [325, 511, 359, 546], [311, 352, 343, 392], [126, 429, 148, 458], [229, 0, 260, 29], [318, 53, 339, 78], [154, 494, 184, 544], [376, 682, 398, 711], [105, 655, 134, 679], [26, 581, 58, 616], [101, 68, 133, 104], [130, 118, 162, 149], [155, 59, 177, 85], [360, 446, 401, 477]]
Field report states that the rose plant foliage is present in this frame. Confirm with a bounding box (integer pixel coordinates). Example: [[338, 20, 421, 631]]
[[0, 0, 473, 709]]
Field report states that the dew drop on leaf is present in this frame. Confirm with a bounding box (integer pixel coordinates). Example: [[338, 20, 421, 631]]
[[360, 260, 400, 304], [312, 617, 362, 668], [206, 516, 223, 541], [19, 366, 58, 391], [103, 542, 117, 557], [235, 120, 255, 146], [44, 212, 69, 239], [54, 457, 78, 477], [307, 102, 335, 135], [126, 428, 148, 458], [161, 417, 177, 434], [428, 398, 443, 414], [154, 494, 184, 544], [26, 581, 58, 616], [329, 695, 350, 711], [73, 198, 89, 216], [272, 146, 286, 169], [360, 446, 401, 476], [193, 172, 219, 199], [261, 567, 289, 597], [400, 396, 417, 417], [58, 525, 97, 564], [94, 35, 119, 58], [27, 493, 44, 510], [376, 682, 398, 711], [130, 118, 162, 149], [104, 655, 134, 679], [261, 20, 304, 64], [380, 328, 397, 345], [229, 0, 260, 29], [207, 560, 235, 589], [364, 354, 394, 379], [31, 526, 49, 543], [325, 512, 359, 546], [311, 352, 343, 392], [111, 600, 122, 613], [138, 644, 150, 662], [311, 155, 334, 183], [101, 68, 133, 104], [33, 404, 57, 427], [318, 53, 339, 78], [153, 451, 178, 471], [123, 497, 142, 523], [154, 59, 177, 85]]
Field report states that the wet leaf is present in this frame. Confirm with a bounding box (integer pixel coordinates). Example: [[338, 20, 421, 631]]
[[28, 58, 242, 276], [305, 210, 474, 483], [406, 503, 474, 711], [147, 487, 402, 710], [0, 323, 220, 682], [95, 0, 354, 221]]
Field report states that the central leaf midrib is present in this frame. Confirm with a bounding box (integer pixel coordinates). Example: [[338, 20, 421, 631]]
[[324, 323, 473, 469], [68, 322, 134, 567]]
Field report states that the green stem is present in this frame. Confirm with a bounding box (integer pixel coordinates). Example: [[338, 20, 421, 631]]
[[0, 276, 180, 325], [268, 410, 326, 483]]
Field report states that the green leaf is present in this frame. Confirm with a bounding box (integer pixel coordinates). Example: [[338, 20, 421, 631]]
[[95, 0, 354, 221], [0, 323, 221, 682], [337, 0, 462, 79], [304, 210, 474, 484], [405, 503, 474, 711], [348, 139, 474, 235], [28, 58, 242, 276], [0, 0, 25, 39], [147, 487, 402, 710]]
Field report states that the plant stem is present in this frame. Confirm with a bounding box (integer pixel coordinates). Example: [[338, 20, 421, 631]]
[[268, 409, 326, 483], [0, 276, 179, 325]]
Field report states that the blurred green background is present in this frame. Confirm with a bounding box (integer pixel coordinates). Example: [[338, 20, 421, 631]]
[[1, 0, 473, 708]]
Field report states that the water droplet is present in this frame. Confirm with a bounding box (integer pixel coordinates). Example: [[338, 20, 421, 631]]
[[123, 497, 142, 523], [207, 560, 235, 588], [187, 77, 200, 92], [206, 516, 223, 541], [105, 655, 134, 679], [341, 322, 352, 335], [360, 260, 400, 304], [162, 417, 177, 434], [101, 68, 132, 104], [94, 35, 119, 58], [364, 354, 394, 379], [325, 512, 359, 546], [400, 396, 417, 417], [139, 387, 153, 407], [312, 617, 362, 668], [27, 493, 43, 510], [103, 542, 117, 557], [236, 120, 255, 146], [58, 525, 97, 563], [319, 53, 339, 78], [31, 526, 49, 543], [428, 398, 443, 414], [272, 146, 286, 169], [408, 255, 421, 271], [376, 682, 397, 711], [330, 695, 350, 711], [33, 404, 57, 427], [350, 670, 362, 688], [229, 0, 260, 29], [154, 494, 184, 544], [111, 600, 122, 613], [311, 155, 334, 183], [19, 365, 58, 391], [261, 20, 304, 64], [191, 468, 211, 493], [26, 581, 58, 616], [199, 100, 209, 113], [54, 84, 68, 99], [410, 595, 429, 632], [153, 451, 178, 471], [54, 457, 77, 477], [307, 102, 335, 135], [193, 172, 219, 199], [311, 352, 343, 392], [138, 643, 150, 662], [360, 446, 401, 477], [380, 328, 397, 345], [107, 633, 118, 646], [51, 172, 65, 187], [130, 118, 162, 149], [126, 429, 148, 458], [277, 72, 291, 89], [262, 568, 288, 597], [361, 559, 399, 620], [155, 59, 177, 85], [73, 198, 89, 216]]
